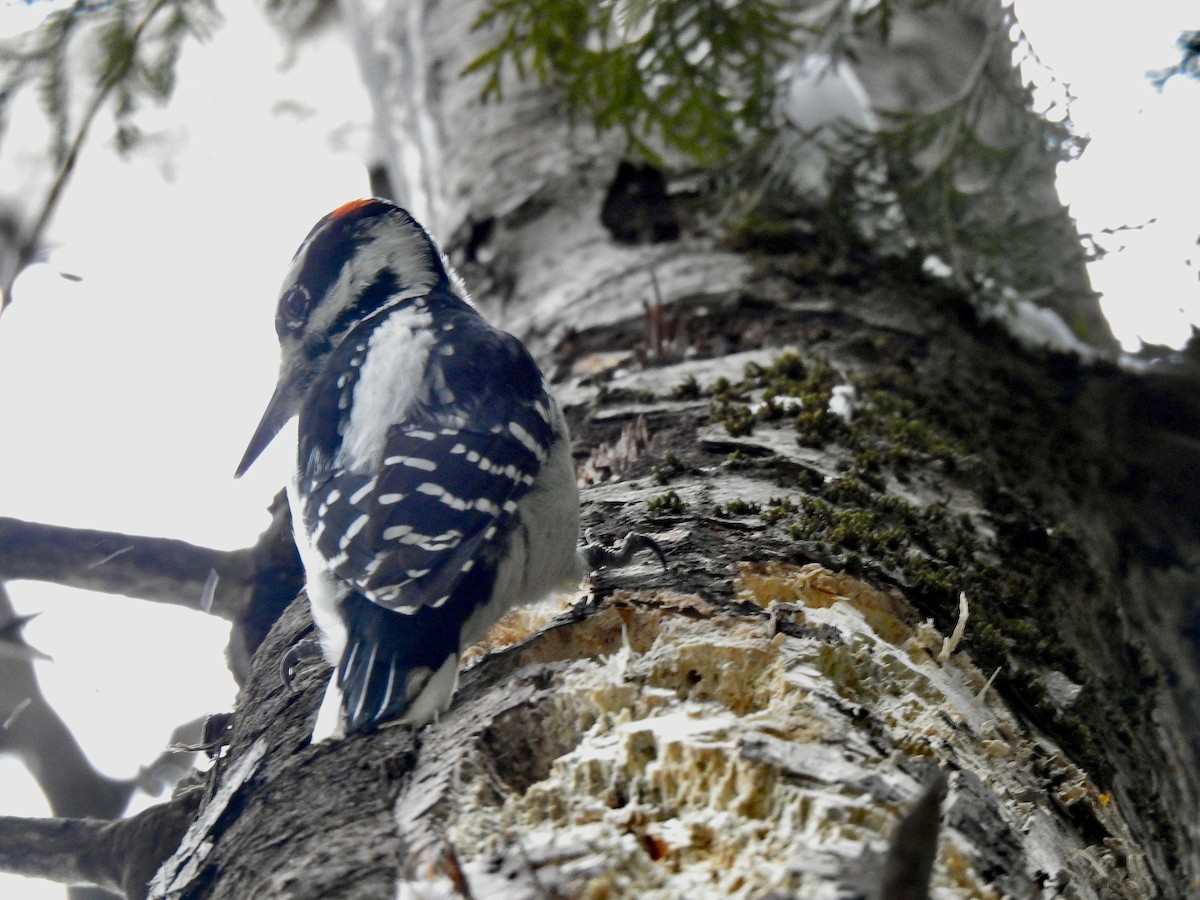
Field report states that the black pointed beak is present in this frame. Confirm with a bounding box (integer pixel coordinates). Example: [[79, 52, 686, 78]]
[[235, 376, 299, 478]]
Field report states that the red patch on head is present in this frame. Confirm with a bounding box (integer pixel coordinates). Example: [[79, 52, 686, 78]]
[[329, 199, 375, 221]]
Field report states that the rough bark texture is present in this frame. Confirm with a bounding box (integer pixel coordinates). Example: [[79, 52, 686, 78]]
[[108, 0, 1200, 897], [149, 260, 1200, 896]]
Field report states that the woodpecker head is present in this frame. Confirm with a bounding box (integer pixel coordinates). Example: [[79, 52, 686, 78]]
[[235, 199, 450, 477]]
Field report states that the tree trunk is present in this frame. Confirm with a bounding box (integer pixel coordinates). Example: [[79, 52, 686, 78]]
[[144, 1, 1200, 897]]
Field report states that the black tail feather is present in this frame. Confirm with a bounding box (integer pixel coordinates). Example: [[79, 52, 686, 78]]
[[336, 592, 459, 734]]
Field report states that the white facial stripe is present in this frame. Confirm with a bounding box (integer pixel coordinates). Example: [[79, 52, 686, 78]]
[[297, 214, 439, 342]]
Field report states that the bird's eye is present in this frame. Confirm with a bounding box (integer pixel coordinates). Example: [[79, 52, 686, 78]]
[[281, 286, 311, 325]]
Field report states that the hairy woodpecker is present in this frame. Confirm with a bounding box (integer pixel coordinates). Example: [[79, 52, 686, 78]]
[[236, 199, 583, 740]]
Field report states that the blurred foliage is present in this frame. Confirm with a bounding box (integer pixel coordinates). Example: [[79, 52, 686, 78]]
[[0, 0, 220, 162], [811, 27, 1087, 308], [465, 0, 820, 164], [4, 0, 1098, 321], [465, 0, 965, 166], [0, 0, 221, 309], [261, 0, 340, 39], [1148, 30, 1200, 89], [466, 0, 1091, 313]]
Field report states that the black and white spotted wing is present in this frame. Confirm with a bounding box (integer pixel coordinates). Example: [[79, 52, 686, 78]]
[[300, 310, 557, 616]]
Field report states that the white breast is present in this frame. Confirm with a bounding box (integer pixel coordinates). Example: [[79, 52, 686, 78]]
[[286, 478, 346, 667]]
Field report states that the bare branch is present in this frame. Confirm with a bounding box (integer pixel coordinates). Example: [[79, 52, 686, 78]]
[[0, 584, 134, 820], [0, 791, 202, 900], [0, 517, 256, 621], [0, 611, 51, 662], [0, 588, 206, 900], [0, 490, 303, 682]]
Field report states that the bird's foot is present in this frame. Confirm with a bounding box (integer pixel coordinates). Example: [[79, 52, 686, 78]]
[[280, 635, 325, 694], [583, 530, 667, 572]]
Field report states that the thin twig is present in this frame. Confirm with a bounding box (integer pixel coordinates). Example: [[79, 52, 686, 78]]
[[2, 0, 173, 313]]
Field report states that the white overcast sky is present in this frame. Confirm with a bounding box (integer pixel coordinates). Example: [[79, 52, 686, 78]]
[[0, 1, 1196, 897]]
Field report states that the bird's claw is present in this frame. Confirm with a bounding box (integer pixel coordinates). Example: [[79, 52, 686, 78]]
[[280, 636, 325, 694], [583, 530, 667, 572]]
